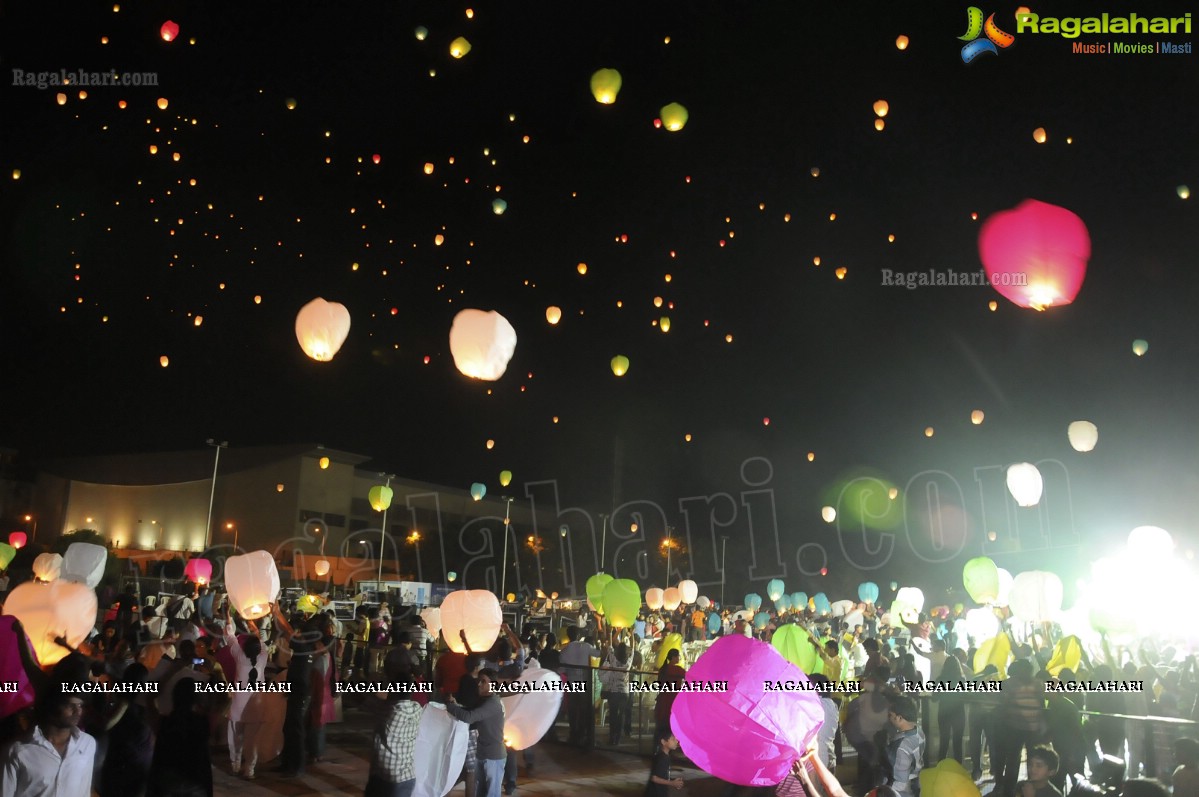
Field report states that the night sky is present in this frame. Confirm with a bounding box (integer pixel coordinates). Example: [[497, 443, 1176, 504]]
[[4, 2, 1197, 599]]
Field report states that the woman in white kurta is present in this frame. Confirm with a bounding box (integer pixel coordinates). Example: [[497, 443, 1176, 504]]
[[223, 617, 267, 778]]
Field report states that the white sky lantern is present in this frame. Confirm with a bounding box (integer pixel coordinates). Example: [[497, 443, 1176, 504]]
[[295, 297, 351, 362], [831, 599, 854, 617], [892, 586, 924, 623], [996, 568, 1014, 606], [314, 559, 331, 577], [441, 589, 502, 653], [678, 580, 699, 604], [1006, 462, 1043, 507], [662, 587, 682, 611], [225, 551, 281, 620], [821, 506, 836, 523], [62, 543, 107, 588], [964, 607, 1000, 641], [1127, 525, 1174, 560], [3, 580, 98, 666], [420, 607, 442, 642], [1008, 571, 1063, 622], [503, 667, 564, 749], [645, 587, 664, 611], [449, 309, 517, 381], [696, 595, 711, 609], [33, 553, 63, 582], [1067, 421, 1098, 452]]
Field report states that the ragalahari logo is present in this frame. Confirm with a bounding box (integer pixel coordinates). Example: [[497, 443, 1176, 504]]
[[959, 7, 1016, 62]]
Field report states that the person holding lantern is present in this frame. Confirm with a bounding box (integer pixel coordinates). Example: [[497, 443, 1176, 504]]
[[446, 669, 507, 797]]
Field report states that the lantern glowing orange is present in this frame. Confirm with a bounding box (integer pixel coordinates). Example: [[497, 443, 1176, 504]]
[[449, 309, 517, 381], [224, 551, 281, 620], [319, 456, 330, 469], [295, 297, 351, 362], [873, 100, 889, 117], [160, 20, 179, 41], [1033, 127, 1048, 144], [33, 553, 63, 582], [440, 590, 502, 653], [2, 580, 98, 666], [978, 199, 1090, 310], [314, 559, 331, 577], [645, 587, 664, 611], [545, 306, 562, 325], [895, 35, 910, 49], [184, 558, 212, 585]]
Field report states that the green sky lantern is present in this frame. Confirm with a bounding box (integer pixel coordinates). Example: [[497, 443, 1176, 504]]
[[368, 484, 393, 511], [962, 556, 999, 604], [766, 579, 785, 601], [1132, 339, 1148, 356], [586, 572, 614, 613], [610, 355, 629, 376], [590, 68, 622, 104], [660, 102, 689, 132], [499, 470, 512, 487], [414, 26, 428, 41], [469, 482, 486, 501], [491, 197, 507, 215], [601, 578, 641, 627], [771, 623, 822, 675], [0, 542, 15, 570]]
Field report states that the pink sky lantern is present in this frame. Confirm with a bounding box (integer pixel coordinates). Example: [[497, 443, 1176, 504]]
[[8, 532, 26, 549], [160, 21, 180, 42], [184, 558, 213, 585], [441, 589, 502, 653], [2, 580, 98, 667], [0, 617, 38, 719], [671, 634, 825, 786], [978, 199, 1090, 311], [502, 667, 563, 749]]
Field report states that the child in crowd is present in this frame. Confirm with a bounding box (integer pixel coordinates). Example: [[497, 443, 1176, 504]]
[[646, 733, 684, 795], [1019, 747, 1063, 797]]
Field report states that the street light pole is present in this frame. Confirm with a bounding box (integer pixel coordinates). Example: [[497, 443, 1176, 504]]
[[376, 474, 394, 586], [665, 525, 673, 584], [23, 515, 37, 544], [721, 536, 729, 607], [500, 497, 513, 599], [204, 439, 228, 550], [598, 513, 609, 573]]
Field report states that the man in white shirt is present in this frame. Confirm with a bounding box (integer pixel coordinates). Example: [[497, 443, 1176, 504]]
[[1, 689, 96, 797], [559, 626, 597, 750]]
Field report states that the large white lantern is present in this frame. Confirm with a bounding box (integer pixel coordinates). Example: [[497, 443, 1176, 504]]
[[1067, 421, 1098, 452], [678, 580, 699, 604], [996, 568, 1014, 607], [645, 587, 664, 611], [696, 596, 711, 609], [295, 297, 351, 362], [2, 580, 97, 666], [1008, 571, 1063, 622], [964, 607, 1001, 641], [441, 589, 502, 653], [420, 607, 442, 642], [62, 543, 107, 588], [32, 553, 63, 583], [503, 668, 564, 750], [314, 559, 331, 577], [449, 309, 517, 381], [224, 551, 281, 620], [1127, 526, 1173, 560], [662, 587, 682, 611], [1006, 462, 1043, 507], [892, 587, 925, 624]]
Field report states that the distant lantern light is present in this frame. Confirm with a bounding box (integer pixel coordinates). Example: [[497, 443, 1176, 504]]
[[979, 199, 1091, 311], [971, 410, 985, 425], [184, 558, 212, 585], [576, 262, 588, 275], [888, 487, 898, 499], [988, 300, 998, 311], [56, 93, 67, 105], [372, 153, 381, 164], [659, 316, 671, 332], [285, 98, 297, 110], [449, 308, 517, 381], [470, 483, 486, 501], [434, 234, 445, 246], [275, 483, 285, 492], [590, 68, 623, 104], [896, 35, 910, 49], [368, 485, 394, 511], [924, 426, 934, 437], [1033, 127, 1048, 144], [807, 452, 815, 462], [610, 355, 629, 376], [295, 297, 351, 362], [1006, 462, 1044, 507], [545, 306, 562, 325], [160, 20, 179, 41], [873, 100, 889, 117], [821, 506, 836, 523], [156, 97, 168, 110], [319, 456, 330, 469], [449, 37, 471, 58], [1067, 421, 1098, 452], [414, 26, 428, 41], [485, 439, 494, 450], [159, 355, 169, 367], [1132, 339, 1148, 356], [447, 571, 457, 582], [1178, 185, 1191, 200], [423, 162, 435, 175], [491, 197, 507, 215], [659, 102, 689, 132], [874, 119, 885, 131], [820, 567, 828, 576]]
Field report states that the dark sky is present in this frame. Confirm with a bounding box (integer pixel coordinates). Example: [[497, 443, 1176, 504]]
[[4, 2, 1198, 599]]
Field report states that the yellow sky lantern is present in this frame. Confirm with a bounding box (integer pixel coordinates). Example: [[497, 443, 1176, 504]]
[[319, 456, 330, 469], [545, 306, 562, 325], [590, 68, 622, 104], [423, 162, 434, 175], [611, 355, 629, 376], [971, 410, 985, 425], [285, 98, 297, 110], [659, 102, 688, 132], [434, 233, 445, 246], [807, 452, 815, 461], [896, 35, 910, 50], [577, 262, 587, 275], [450, 37, 472, 58], [659, 316, 671, 332], [873, 100, 889, 117]]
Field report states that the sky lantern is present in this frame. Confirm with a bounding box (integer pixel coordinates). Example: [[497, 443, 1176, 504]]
[[678, 579, 698, 604], [314, 559, 330, 577], [1033, 127, 1048, 143], [499, 470, 512, 487], [971, 409, 985, 425], [0, 543, 15, 570], [414, 26, 428, 41], [598, 580, 638, 627], [449, 37, 472, 58], [610, 355, 629, 376], [576, 262, 588, 275], [771, 623, 820, 673], [659, 316, 671, 332], [160, 20, 179, 41], [441, 590, 501, 652], [892, 587, 924, 623], [295, 297, 351, 362], [920, 758, 978, 797], [1132, 339, 1148, 356], [766, 579, 785, 601], [545, 306, 562, 325], [491, 197, 507, 215], [743, 593, 762, 611], [656, 633, 684, 669], [1005, 462, 1043, 507], [1008, 571, 1063, 622], [775, 595, 791, 612], [1067, 421, 1098, 452], [33, 553, 63, 582], [157, 97, 169, 110], [2, 580, 98, 667], [183, 558, 212, 585], [659, 102, 689, 132], [1179, 185, 1191, 200], [895, 35, 910, 49], [503, 668, 564, 749], [874, 119, 885, 131], [873, 100, 889, 117], [448, 309, 517, 381], [978, 199, 1091, 311], [368, 485, 393, 511], [159, 355, 169, 367], [963, 556, 999, 604], [485, 439, 494, 450], [8, 532, 25, 550], [225, 551, 280, 620], [645, 587, 664, 611], [590, 68, 622, 104], [812, 593, 831, 615], [662, 587, 682, 611], [469, 483, 486, 501], [419, 607, 441, 643], [791, 592, 807, 609], [586, 573, 613, 613], [672, 635, 825, 786], [821, 506, 836, 523], [60, 544, 106, 588], [285, 98, 297, 110], [319, 456, 330, 469], [858, 582, 879, 604]]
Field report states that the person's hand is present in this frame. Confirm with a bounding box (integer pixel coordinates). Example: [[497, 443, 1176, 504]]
[[672, 777, 684, 789]]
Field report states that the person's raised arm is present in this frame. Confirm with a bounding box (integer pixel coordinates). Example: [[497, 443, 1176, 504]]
[[795, 749, 851, 797], [272, 603, 294, 638]]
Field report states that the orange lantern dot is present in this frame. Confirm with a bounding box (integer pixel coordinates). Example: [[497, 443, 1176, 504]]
[[157, 97, 169, 110], [159, 355, 169, 367], [896, 35, 910, 50], [56, 93, 67, 105], [423, 162, 434, 174], [874, 119, 885, 131], [254, 295, 262, 304], [1033, 127, 1048, 144], [807, 452, 815, 462], [576, 262, 588, 275], [988, 300, 998, 311]]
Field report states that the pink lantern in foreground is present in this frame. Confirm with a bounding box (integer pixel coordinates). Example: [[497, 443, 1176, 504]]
[[224, 551, 280, 620], [160, 20, 180, 42], [0, 616, 38, 718], [502, 667, 564, 749], [2, 580, 98, 667], [979, 199, 1090, 311], [8, 532, 26, 549], [671, 634, 825, 786], [184, 558, 213, 585], [440, 590, 502, 653], [645, 587, 664, 611]]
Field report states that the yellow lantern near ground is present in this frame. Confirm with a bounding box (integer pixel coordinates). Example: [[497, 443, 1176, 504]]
[[659, 103, 689, 132], [295, 297, 351, 362], [590, 69, 622, 104]]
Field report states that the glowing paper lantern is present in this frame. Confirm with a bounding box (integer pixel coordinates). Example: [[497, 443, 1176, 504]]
[[32, 553, 63, 582], [655, 632, 684, 669], [319, 456, 330, 469], [1033, 127, 1047, 144], [314, 559, 331, 577], [586, 573, 614, 614], [1067, 421, 1098, 452], [545, 306, 562, 325], [662, 587, 682, 611], [499, 470, 513, 487], [420, 607, 442, 641], [978, 199, 1090, 311], [963, 557, 1000, 604], [297, 594, 324, 615], [753, 612, 770, 630], [295, 297, 351, 362], [791, 592, 807, 609], [3, 580, 97, 666], [895, 35, 910, 49], [1006, 462, 1043, 507], [469, 483, 486, 502], [224, 551, 281, 621], [441, 590, 502, 653], [858, 582, 879, 603], [491, 198, 507, 215], [60, 543, 106, 589], [1132, 339, 1148, 356], [659, 316, 671, 332], [646, 587, 664, 611], [920, 758, 981, 797], [821, 506, 836, 523], [0, 543, 15, 571], [449, 37, 472, 58], [160, 20, 179, 41], [964, 607, 999, 642], [601, 579, 641, 628], [766, 579, 785, 601], [414, 26, 428, 41], [369, 485, 394, 511], [697, 595, 711, 609], [743, 593, 762, 611], [659, 103, 689, 132], [1128, 525, 1173, 559], [971, 409, 985, 425], [973, 633, 1011, 676], [503, 667, 564, 749], [159, 356, 169, 368], [775, 595, 791, 612], [678, 580, 698, 604], [873, 100, 889, 117], [610, 355, 629, 376], [449, 309, 517, 381], [182, 558, 212, 586], [0, 616, 38, 718], [672, 635, 825, 786], [1008, 571, 1064, 623], [892, 587, 924, 623], [1046, 635, 1082, 677], [589, 68, 622, 104], [1178, 185, 1191, 200], [812, 593, 831, 615], [996, 568, 1014, 607]]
